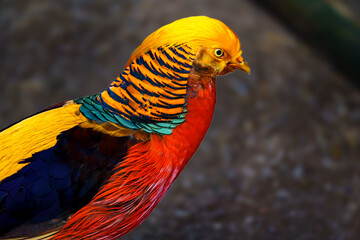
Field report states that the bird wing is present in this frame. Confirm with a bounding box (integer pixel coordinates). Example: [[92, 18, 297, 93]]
[[0, 100, 139, 181], [0, 102, 83, 181], [0, 44, 197, 238], [0, 100, 139, 238]]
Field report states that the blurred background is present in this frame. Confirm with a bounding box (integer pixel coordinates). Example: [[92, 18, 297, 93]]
[[0, 0, 360, 239]]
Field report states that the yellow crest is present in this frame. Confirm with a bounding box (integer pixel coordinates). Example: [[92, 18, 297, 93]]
[[127, 16, 241, 66], [90, 16, 244, 135]]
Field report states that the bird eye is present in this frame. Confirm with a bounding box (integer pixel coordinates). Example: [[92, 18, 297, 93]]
[[214, 49, 224, 58]]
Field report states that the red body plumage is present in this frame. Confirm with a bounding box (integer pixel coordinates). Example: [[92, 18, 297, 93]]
[[0, 16, 250, 239], [53, 76, 216, 239]]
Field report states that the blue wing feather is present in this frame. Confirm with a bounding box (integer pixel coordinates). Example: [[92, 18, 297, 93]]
[[0, 126, 137, 237]]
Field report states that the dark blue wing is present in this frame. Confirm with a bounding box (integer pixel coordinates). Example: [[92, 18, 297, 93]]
[[0, 126, 137, 238]]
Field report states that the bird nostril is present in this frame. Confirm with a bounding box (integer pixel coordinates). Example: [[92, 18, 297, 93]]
[[236, 56, 244, 63]]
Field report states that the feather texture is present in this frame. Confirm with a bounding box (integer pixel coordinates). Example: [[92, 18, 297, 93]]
[[0, 102, 83, 181], [127, 16, 240, 65], [0, 16, 248, 239], [0, 126, 137, 238], [85, 45, 195, 135], [52, 75, 216, 240]]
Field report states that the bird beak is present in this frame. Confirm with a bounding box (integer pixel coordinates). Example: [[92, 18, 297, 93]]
[[236, 60, 250, 75], [233, 58, 251, 75], [225, 56, 251, 75]]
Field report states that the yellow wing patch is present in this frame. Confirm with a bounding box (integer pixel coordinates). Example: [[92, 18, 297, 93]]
[[0, 101, 135, 182], [0, 102, 84, 181]]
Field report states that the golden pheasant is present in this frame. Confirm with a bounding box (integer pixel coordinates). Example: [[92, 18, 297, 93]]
[[0, 16, 250, 239]]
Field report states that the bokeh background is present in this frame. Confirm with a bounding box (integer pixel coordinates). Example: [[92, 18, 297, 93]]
[[1, 0, 360, 239]]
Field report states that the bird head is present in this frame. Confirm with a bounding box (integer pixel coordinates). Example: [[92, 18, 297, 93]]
[[127, 16, 250, 76], [97, 16, 250, 134]]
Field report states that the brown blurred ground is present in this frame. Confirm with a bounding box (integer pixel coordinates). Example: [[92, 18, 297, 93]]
[[1, 0, 360, 239]]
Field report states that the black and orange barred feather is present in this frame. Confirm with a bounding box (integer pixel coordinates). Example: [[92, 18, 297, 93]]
[[0, 16, 250, 239], [78, 45, 195, 135]]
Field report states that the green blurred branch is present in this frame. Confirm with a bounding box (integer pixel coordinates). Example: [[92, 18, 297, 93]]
[[254, 0, 360, 83]]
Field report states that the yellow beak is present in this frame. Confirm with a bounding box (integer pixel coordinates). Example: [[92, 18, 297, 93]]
[[221, 57, 251, 76], [235, 60, 251, 74]]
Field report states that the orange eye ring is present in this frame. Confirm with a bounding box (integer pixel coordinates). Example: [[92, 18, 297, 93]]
[[214, 48, 224, 58]]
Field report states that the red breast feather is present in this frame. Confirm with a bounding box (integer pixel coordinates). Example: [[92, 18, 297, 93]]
[[52, 77, 216, 240]]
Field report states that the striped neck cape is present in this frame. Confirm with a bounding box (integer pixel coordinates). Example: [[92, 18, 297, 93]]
[[76, 45, 195, 135]]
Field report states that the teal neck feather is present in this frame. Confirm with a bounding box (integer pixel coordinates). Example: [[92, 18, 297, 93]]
[[75, 95, 186, 135]]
